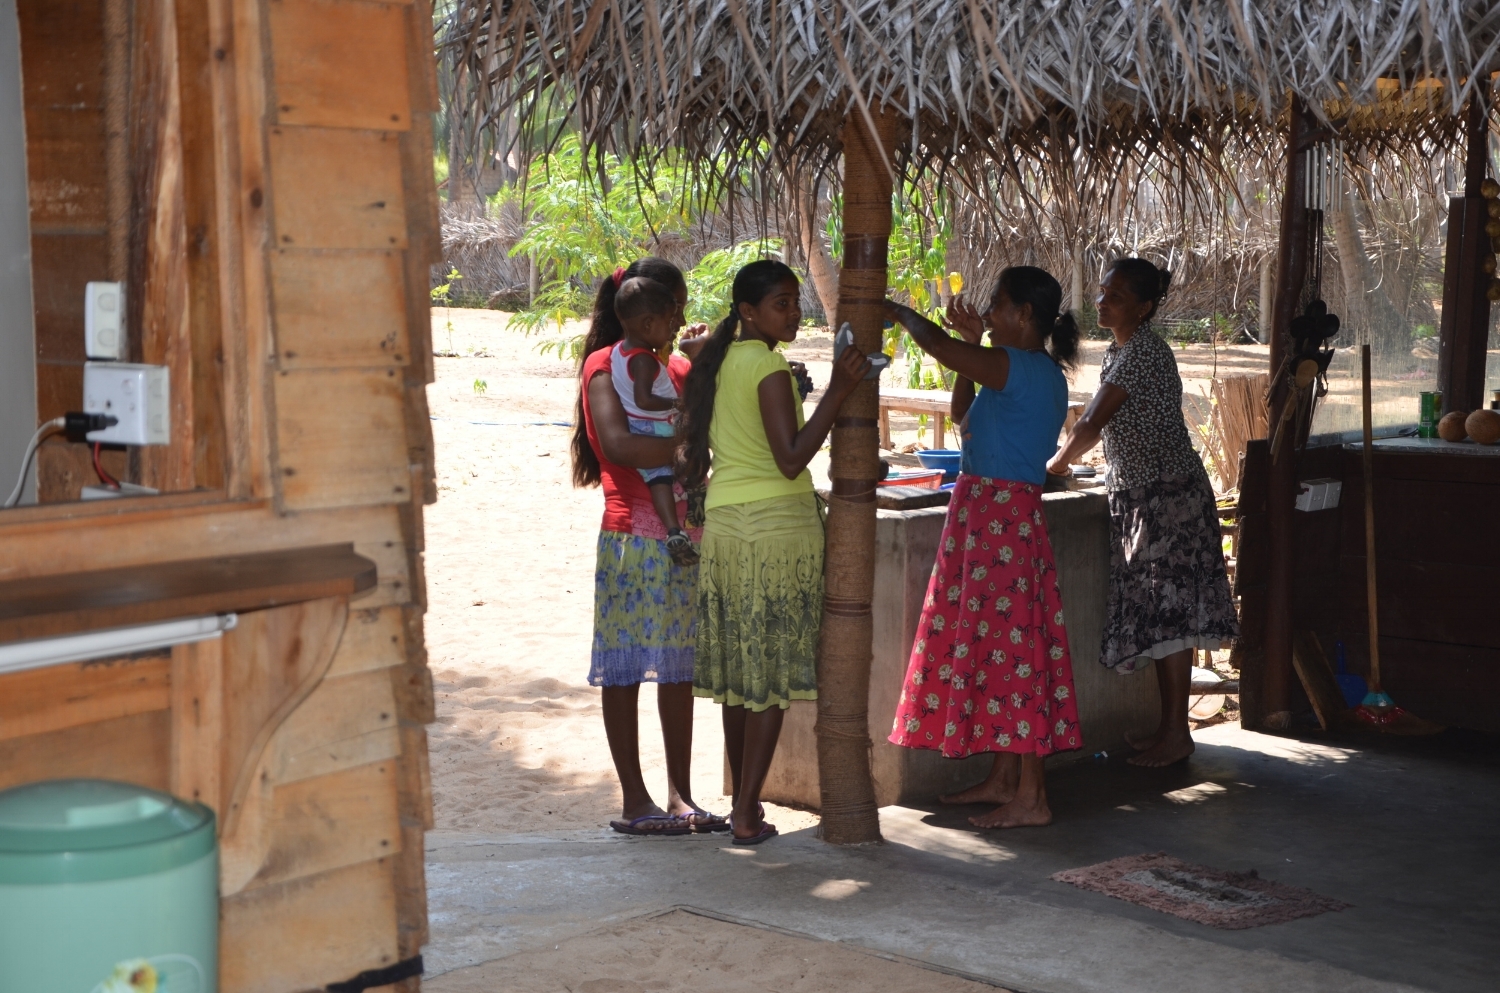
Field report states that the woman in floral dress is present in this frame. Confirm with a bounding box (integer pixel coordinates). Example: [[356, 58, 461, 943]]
[[1047, 258, 1239, 767], [886, 267, 1084, 829]]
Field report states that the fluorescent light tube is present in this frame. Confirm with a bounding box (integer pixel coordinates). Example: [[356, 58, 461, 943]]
[[0, 614, 238, 675]]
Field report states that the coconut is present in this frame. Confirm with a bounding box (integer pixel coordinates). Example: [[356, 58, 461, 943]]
[[1485, 178, 1500, 199], [1438, 411, 1469, 441], [1466, 409, 1500, 445]]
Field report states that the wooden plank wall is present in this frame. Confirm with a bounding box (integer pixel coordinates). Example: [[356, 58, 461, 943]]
[[5, 0, 440, 988], [225, 0, 440, 986], [16, 0, 126, 497]]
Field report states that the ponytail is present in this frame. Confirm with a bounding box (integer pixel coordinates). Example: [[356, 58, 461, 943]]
[[994, 265, 1080, 374], [571, 256, 685, 488], [675, 258, 799, 490], [1048, 312, 1082, 372]]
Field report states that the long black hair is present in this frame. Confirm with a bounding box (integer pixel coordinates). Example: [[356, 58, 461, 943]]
[[676, 259, 799, 490], [1105, 257, 1173, 322], [571, 257, 686, 488], [994, 266, 1081, 373]]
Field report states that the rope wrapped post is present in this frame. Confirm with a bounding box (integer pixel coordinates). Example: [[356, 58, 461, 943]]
[[815, 104, 893, 845]]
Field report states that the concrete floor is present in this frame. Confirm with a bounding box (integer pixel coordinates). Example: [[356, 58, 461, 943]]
[[423, 723, 1500, 993]]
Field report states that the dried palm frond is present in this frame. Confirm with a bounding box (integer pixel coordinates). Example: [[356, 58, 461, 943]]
[[438, 0, 1500, 218], [1195, 374, 1271, 493]]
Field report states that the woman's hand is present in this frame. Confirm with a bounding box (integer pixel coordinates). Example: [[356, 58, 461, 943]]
[[827, 342, 872, 397], [943, 294, 985, 344], [1045, 459, 1073, 477]]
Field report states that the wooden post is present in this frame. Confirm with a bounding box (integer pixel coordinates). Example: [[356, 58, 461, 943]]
[[1258, 258, 1274, 344], [1437, 85, 1494, 415], [815, 105, 893, 845], [1261, 98, 1314, 728]]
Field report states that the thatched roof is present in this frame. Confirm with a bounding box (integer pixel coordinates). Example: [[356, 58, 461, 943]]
[[442, 0, 1500, 188]]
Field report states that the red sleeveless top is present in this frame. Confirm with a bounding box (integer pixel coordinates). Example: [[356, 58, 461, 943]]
[[580, 345, 692, 538]]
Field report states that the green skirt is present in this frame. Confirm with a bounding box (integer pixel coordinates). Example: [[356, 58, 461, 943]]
[[694, 492, 824, 711]]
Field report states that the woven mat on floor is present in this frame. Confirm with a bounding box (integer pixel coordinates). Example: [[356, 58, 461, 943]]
[[1051, 852, 1350, 930]]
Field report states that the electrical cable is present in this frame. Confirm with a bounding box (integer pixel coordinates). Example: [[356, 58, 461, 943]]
[[92, 442, 121, 489], [4, 417, 66, 509]]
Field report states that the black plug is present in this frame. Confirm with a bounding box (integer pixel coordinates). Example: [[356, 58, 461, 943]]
[[63, 411, 118, 443]]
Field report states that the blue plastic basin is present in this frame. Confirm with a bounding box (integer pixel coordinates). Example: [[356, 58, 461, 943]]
[[916, 449, 963, 480]]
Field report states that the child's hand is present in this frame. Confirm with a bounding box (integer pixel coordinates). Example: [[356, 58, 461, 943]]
[[788, 360, 815, 399], [828, 343, 872, 395], [943, 295, 986, 344]]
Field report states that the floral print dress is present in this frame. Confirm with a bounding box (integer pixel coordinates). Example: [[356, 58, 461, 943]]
[[888, 477, 1082, 758]]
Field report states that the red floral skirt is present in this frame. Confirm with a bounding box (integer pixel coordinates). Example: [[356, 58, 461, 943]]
[[888, 475, 1082, 758]]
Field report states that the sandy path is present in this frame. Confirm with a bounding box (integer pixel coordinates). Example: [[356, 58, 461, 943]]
[[425, 309, 821, 836]]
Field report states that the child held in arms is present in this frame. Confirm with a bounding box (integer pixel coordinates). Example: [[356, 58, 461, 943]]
[[609, 276, 699, 565]]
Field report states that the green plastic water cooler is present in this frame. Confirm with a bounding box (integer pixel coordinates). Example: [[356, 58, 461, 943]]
[[0, 779, 218, 992]]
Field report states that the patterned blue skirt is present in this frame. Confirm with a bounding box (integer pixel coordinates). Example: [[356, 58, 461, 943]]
[[588, 531, 698, 686]]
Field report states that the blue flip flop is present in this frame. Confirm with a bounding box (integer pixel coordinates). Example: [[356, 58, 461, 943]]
[[678, 809, 731, 833], [609, 814, 693, 836], [730, 819, 778, 846]]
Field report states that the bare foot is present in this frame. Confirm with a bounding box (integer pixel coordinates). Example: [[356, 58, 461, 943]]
[[1126, 732, 1195, 767], [1125, 727, 1164, 752], [970, 797, 1052, 829], [939, 780, 1017, 806]]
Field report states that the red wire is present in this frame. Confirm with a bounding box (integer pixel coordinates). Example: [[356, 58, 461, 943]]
[[92, 442, 120, 489]]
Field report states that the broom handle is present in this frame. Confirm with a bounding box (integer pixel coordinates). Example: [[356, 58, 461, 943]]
[[1361, 344, 1382, 692]]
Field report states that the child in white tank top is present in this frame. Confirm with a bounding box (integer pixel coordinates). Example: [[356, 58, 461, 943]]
[[611, 277, 698, 565]]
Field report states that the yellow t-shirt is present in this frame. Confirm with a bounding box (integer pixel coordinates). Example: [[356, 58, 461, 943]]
[[706, 340, 813, 509]]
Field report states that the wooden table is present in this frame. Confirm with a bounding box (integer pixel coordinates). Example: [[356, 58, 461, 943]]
[[878, 388, 1086, 451], [879, 388, 953, 449]]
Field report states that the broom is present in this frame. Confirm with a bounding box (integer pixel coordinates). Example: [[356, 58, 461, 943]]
[[1352, 345, 1442, 734]]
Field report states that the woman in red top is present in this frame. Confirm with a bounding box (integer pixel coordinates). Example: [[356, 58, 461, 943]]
[[573, 257, 725, 835]]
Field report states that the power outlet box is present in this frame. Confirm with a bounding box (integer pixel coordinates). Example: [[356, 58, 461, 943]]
[[83, 361, 170, 445], [85, 281, 126, 360]]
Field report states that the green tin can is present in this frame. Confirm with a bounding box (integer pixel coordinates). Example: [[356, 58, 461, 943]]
[[1419, 391, 1443, 437]]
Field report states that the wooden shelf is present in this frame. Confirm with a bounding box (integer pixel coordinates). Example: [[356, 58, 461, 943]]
[[0, 544, 377, 643]]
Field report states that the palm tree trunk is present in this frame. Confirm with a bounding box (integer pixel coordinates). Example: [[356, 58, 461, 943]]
[[799, 178, 840, 325], [816, 105, 893, 846]]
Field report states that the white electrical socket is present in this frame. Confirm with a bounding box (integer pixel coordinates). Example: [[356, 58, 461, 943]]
[[83, 362, 170, 445], [85, 281, 126, 360]]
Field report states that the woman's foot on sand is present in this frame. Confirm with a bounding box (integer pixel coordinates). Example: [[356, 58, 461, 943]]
[[1126, 732, 1195, 767], [970, 797, 1051, 829], [939, 780, 1018, 806]]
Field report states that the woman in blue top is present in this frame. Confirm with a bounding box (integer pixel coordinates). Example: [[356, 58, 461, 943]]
[[885, 267, 1083, 830]]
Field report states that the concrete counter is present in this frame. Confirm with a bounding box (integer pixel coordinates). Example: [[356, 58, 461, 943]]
[[755, 489, 1160, 809]]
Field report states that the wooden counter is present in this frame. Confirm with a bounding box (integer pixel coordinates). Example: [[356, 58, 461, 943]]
[[0, 544, 377, 643]]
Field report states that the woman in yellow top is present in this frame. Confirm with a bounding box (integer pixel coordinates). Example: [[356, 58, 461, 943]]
[[677, 260, 869, 844]]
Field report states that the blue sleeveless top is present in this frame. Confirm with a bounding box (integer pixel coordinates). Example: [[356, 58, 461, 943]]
[[958, 347, 1069, 485]]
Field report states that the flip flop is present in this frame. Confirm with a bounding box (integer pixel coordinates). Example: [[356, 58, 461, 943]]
[[678, 809, 730, 833], [730, 820, 778, 846], [609, 814, 693, 837]]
